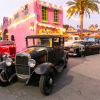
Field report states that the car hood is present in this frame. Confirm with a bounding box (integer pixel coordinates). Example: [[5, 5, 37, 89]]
[[16, 47, 53, 58]]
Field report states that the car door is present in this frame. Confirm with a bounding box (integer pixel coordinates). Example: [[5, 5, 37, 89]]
[[86, 42, 96, 55], [53, 37, 61, 65], [85, 42, 91, 56]]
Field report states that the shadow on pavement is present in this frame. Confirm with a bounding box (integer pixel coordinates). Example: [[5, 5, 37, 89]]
[[50, 56, 86, 95], [50, 69, 73, 95], [68, 56, 86, 69]]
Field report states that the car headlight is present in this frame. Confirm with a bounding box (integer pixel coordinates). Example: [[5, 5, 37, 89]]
[[28, 59, 36, 68], [3, 52, 10, 58], [6, 58, 12, 66]]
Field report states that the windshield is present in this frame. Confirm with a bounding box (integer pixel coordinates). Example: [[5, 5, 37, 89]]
[[64, 37, 68, 42], [27, 38, 51, 47], [75, 37, 79, 40], [0, 42, 15, 45], [88, 38, 95, 42]]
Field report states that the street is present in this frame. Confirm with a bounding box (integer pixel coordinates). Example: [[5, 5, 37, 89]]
[[0, 54, 100, 100]]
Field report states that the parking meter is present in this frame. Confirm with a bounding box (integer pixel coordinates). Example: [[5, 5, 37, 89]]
[[79, 45, 85, 56]]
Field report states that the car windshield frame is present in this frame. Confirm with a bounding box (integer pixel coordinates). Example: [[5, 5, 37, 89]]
[[26, 38, 52, 48]]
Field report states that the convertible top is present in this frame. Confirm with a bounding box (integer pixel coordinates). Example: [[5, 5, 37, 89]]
[[26, 34, 64, 39]]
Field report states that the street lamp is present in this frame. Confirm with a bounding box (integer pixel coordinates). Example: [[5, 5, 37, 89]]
[[30, 22, 34, 31]]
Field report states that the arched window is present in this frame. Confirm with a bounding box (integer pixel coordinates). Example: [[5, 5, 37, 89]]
[[11, 35, 15, 41], [4, 29, 8, 34]]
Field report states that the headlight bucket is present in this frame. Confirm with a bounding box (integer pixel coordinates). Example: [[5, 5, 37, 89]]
[[28, 59, 36, 68], [6, 58, 12, 66]]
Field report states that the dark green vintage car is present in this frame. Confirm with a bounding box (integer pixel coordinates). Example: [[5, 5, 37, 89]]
[[0, 34, 68, 95]]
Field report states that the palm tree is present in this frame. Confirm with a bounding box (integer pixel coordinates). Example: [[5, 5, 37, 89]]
[[66, 0, 100, 39]]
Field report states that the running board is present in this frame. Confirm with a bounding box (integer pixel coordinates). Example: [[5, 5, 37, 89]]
[[56, 63, 64, 72]]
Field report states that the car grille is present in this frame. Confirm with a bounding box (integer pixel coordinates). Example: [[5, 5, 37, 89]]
[[16, 56, 29, 75], [16, 66, 29, 75], [16, 56, 28, 65], [9, 47, 16, 57]]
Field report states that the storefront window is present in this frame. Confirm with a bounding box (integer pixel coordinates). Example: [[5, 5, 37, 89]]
[[41, 7, 47, 21], [53, 10, 58, 22]]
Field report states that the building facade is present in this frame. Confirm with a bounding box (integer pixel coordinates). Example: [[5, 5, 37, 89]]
[[8, 0, 63, 51], [65, 24, 98, 38], [2, 17, 9, 40]]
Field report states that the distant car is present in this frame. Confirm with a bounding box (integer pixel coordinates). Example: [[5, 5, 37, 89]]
[[64, 35, 80, 48], [84, 36, 100, 45], [0, 35, 68, 95], [66, 41, 100, 56], [0, 41, 16, 61]]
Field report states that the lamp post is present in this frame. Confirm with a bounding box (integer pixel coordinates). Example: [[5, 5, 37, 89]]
[[30, 22, 34, 31]]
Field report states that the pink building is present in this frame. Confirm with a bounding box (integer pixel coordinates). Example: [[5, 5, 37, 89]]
[[8, 0, 63, 51]]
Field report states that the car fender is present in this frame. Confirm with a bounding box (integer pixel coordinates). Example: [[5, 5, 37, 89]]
[[61, 51, 68, 62], [26, 63, 56, 85], [34, 63, 56, 75], [0, 61, 16, 82], [0, 61, 9, 80], [0, 53, 3, 62]]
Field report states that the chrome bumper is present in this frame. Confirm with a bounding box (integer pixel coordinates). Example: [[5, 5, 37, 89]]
[[68, 52, 77, 56]]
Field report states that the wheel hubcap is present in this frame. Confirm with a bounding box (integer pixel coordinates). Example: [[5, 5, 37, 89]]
[[49, 78, 53, 85]]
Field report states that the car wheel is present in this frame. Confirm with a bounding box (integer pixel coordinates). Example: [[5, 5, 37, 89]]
[[0, 70, 9, 86], [39, 68, 54, 95], [64, 58, 68, 68]]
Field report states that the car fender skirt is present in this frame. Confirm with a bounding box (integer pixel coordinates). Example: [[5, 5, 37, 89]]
[[34, 63, 55, 75]]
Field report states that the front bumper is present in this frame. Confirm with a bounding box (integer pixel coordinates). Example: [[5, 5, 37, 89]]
[[68, 52, 77, 56], [17, 74, 29, 83]]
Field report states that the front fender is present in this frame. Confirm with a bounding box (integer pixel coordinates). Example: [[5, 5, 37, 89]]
[[0, 61, 16, 82], [34, 63, 55, 75], [26, 63, 56, 85], [0, 61, 9, 80]]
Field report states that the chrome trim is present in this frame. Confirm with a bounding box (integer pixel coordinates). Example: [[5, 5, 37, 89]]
[[15, 52, 31, 76], [17, 74, 29, 79], [68, 53, 77, 56], [16, 52, 31, 59]]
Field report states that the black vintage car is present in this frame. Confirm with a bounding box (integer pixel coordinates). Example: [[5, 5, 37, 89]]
[[0, 34, 68, 95], [65, 41, 100, 56]]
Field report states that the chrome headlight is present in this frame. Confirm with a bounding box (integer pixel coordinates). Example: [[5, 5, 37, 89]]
[[28, 59, 36, 68], [6, 58, 12, 66], [3, 52, 10, 58]]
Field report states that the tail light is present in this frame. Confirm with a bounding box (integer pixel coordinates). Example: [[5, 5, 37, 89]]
[[74, 48, 76, 51]]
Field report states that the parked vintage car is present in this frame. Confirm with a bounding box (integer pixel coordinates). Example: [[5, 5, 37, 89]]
[[0, 41, 16, 61], [64, 35, 79, 48], [0, 35, 68, 95], [65, 41, 100, 56]]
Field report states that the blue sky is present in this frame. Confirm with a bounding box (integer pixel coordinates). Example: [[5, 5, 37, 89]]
[[0, 0, 100, 29]]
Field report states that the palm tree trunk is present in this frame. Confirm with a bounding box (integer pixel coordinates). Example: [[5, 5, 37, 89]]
[[80, 14, 83, 39]]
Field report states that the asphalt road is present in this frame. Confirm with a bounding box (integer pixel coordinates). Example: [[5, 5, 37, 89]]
[[0, 54, 100, 100]]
